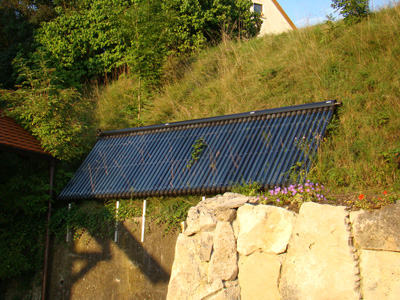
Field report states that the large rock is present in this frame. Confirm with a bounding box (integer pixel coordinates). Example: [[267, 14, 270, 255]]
[[279, 202, 359, 300], [238, 252, 281, 300], [215, 208, 236, 222], [359, 249, 400, 300], [185, 206, 217, 236], [208, 285, 241, 300], [199, 232, 214, 262], [184, 194, 250, 236], [209, 222, 238, 282], [201, 193, 251, 210], [236, 204, 295, 255], [351, 204, 400, 251], [193, 279, 224, 300], [167, 233, 210, 300]]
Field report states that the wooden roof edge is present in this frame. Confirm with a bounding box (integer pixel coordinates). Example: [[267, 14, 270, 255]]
[[0, 144, 54, 160], [0, 109, 53, 158], [271, 0, 297, 30]]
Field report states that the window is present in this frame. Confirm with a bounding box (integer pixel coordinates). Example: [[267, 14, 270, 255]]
[[253, 3, 263, 16]]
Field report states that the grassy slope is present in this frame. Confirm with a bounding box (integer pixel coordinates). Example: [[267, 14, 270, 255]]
[[94, 5, 400, 198]]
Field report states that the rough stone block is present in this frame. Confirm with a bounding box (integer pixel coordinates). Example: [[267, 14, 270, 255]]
[[236, 204, 295, 255], [359, 249, 400, 300], [201, 193, 251, 209], [184, 193, 251, 236], [209, 222, 238, 282], [207, 286, 241, 300], [216, 208, 237, 222], [238, 252, 281, 300], [185, 206, 217, 236], [194, 279, 223, 300], [198, 232, 214, 262], [351, 204, 400, 251], [279, 202, 359, 300], [167, 234, 209, 300]]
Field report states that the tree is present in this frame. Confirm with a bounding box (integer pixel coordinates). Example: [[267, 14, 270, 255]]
[[120, 0, 170, 122], [331, 0, 370, 24], [0, 7, 33, 89], [36, 0, 133, 86], [3, 50, 91, 161], [164, 0, 261, 54], [35, 0, 261, 86], [0, 1, 56, 89], [30, 0, 261, 124]]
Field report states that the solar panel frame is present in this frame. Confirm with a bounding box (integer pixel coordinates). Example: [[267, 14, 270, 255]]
[[58, 101, 338, 200]]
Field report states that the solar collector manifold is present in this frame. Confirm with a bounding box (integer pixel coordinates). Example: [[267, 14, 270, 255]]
[[58, 101, 339, 201]]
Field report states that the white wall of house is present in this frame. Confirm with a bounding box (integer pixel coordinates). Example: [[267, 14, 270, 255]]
[[251, 0, 296, 36]]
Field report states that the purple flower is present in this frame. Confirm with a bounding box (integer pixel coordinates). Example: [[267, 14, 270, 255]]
[[306, 189, 311, 193], [277, 199, 280, 202]]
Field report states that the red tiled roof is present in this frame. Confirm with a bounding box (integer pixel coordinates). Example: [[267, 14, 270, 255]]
[[0, 110, 51, 157]]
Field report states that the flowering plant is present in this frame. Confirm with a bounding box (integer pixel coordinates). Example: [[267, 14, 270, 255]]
[[258, 180, 327, 207], [355, 190, 398, 210]]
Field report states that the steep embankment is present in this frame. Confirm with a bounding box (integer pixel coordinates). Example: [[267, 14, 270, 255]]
[[95, 5, 400, 197]]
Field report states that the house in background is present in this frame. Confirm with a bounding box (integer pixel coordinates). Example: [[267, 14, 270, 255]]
[[252, 0, 297, 35]]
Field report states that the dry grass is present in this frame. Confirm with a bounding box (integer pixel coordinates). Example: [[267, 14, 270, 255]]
[[90, 74, 143, 131], [94, 4, 400, 193]]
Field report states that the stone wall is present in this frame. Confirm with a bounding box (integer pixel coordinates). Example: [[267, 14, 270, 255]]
[[48, 219, 179, 300], [167, 193, 400, 300]]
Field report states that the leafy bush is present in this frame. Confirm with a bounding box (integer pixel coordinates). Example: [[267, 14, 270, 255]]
[[51, 201, 114, 242], [0, 152, 49, 279], [3, 51, 92, 160], [36, 0, 133, 85], [51, 196, 200, 243]]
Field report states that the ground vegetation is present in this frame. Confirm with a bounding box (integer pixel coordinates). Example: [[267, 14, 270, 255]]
[[1, 1, 400, 290]]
